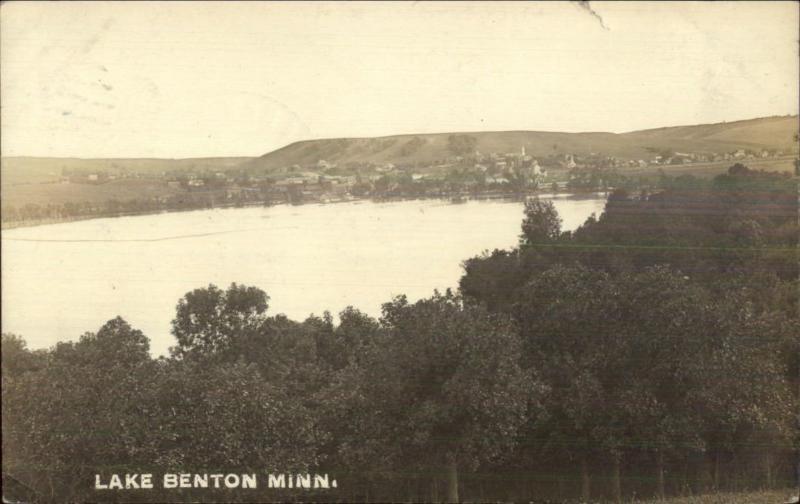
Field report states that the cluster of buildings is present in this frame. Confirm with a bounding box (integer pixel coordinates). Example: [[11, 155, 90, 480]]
[[646, 148, 788, 167], [61, 171, 134, 184], [473, 147, 548, 178], [56, 144, 794, 205]]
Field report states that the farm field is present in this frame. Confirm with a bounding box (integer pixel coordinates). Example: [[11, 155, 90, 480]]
[[1, 178, 185, 207], [623, 156, 797, 178]]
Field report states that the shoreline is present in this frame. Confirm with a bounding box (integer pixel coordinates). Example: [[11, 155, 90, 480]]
[[1, 189, 609, 231]]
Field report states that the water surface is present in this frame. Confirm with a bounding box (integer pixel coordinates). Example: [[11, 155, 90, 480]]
[[2, 196, 606, 355]]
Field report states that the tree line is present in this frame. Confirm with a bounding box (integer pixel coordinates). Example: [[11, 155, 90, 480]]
[[2, 164, 798, 503], [0, 191, 260, 226]]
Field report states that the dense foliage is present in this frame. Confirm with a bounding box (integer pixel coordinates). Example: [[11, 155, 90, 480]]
[[2, 165, 798, 502]]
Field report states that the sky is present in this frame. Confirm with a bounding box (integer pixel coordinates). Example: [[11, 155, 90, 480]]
[[1, 1, 798, 158]]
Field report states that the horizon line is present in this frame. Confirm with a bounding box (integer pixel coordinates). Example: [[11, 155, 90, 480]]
[[2, 113, 797, 161]]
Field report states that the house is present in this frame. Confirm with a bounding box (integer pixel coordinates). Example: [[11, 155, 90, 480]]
[[486, 176, 509, 184], [275, 177, 306, 186], [226, 185, 244, 199], [531, 159, 546, 176]]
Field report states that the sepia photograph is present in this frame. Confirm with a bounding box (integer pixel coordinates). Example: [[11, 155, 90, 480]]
[[1, 1, 798, 503]]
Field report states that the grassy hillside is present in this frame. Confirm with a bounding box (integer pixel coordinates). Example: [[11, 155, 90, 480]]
[[623, 115, 799, 153], [247, 115, 798, 170], [246, 130, 627, 169]]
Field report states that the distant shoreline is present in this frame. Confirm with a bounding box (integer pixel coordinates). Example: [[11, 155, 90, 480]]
[[0, 190, 609, 231]]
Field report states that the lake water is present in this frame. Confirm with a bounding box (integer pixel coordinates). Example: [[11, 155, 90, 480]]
[[1, 195, 606, 356]]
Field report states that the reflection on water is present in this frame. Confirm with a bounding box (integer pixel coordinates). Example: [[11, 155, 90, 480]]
[[1, 196, 606, 355]]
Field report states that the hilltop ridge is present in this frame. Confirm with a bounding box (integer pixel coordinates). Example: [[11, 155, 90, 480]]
[[246, 115, 798, 170]]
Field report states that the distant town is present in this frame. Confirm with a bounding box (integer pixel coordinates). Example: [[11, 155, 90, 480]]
[[3, 134, 796, 228]]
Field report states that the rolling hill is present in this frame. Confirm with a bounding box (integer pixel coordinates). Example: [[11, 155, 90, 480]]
[[246, 115, 798, 170], [1, 116, 796, 210], [0, 157, 254, 187]]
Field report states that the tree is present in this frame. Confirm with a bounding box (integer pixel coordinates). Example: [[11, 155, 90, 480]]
[[170, 283, 269, 361], [460, 249, 525, 313], [145, 360, 321, 501], [2, 316, 327, 503], [513, 264, 798, 500], [352, 292, 539, 503], [2, 319, 156, 502], [686, 293, 797, 491], [515, 265, 627, 501], [1, 333, 44, 377], [519, 197, 562, 246]]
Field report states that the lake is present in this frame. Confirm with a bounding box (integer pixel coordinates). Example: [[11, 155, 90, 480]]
[[1, 195, 607, 356]]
